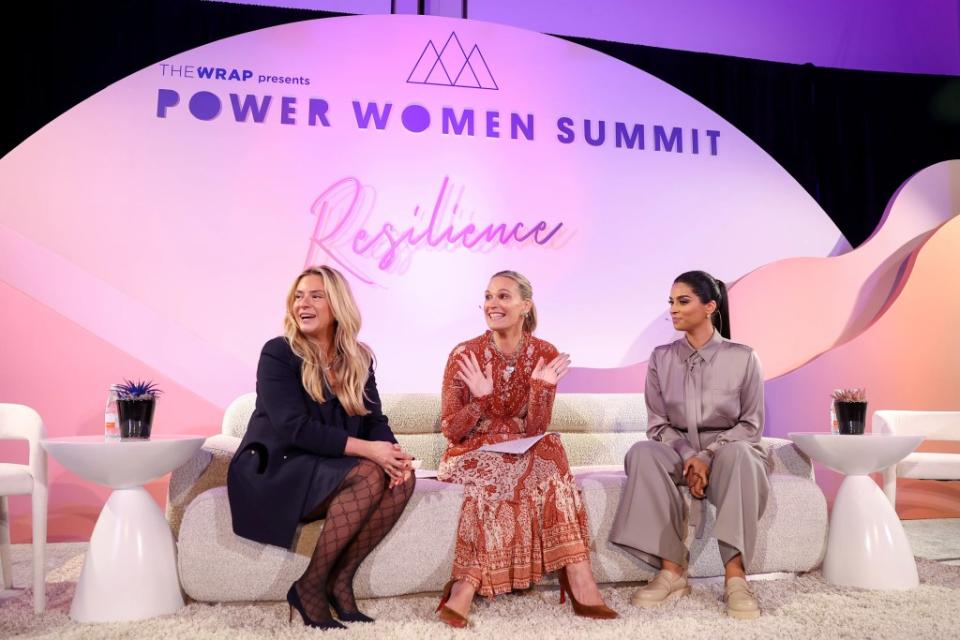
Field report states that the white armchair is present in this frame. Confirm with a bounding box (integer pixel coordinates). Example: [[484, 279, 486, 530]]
[[0, 403, 47, 613], [874, 410, 960, 508]]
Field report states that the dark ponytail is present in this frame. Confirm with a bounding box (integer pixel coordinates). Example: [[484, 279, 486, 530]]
[[674, 270, 731, 339], [714, 279, 730, 339]]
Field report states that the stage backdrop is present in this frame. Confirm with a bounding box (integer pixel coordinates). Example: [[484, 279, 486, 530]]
[[1, 15, 956, 542]]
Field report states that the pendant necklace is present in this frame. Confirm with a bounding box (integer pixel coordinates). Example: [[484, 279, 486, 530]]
[[490, 333, 524, 381]]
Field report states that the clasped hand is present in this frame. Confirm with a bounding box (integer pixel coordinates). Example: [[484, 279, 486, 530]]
[[366, 440, 415, 489], [683, 456, 709, 499]]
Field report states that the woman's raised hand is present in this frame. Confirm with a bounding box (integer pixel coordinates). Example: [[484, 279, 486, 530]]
[[531, 353, 571, 385], [456, 352, 494, 399]]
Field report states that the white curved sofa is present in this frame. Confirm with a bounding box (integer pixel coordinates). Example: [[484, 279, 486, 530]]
[[167, 393, 827, 601]]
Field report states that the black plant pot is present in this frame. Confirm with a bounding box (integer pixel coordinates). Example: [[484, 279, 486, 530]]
[[117, 398, 156, 439], [834, 401, 867, 435]]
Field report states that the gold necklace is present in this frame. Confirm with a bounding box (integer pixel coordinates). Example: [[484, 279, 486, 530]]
[[489, 333, 524, 379], [318, 350, 340, 371]]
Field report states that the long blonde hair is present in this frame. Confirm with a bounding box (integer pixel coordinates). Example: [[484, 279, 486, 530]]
[[283, 266, 373, 416], [491, 270, 538, 333]]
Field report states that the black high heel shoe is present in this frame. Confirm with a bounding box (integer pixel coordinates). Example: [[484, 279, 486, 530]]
[[327, 589, 374, 623], [286, 583, 346, 630]]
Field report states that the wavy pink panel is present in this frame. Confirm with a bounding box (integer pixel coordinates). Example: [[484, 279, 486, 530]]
[[763, 212, 960, 442], [730, 160, 960, 379]]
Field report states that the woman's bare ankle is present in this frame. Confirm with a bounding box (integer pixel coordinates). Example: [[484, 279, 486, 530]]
[[446, 580, 475, 616], [565, 561, 604, 605], [660, 560, 685, 578], [724, 555, 746, 582]]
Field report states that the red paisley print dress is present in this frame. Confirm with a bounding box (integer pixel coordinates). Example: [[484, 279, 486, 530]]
[[437, 331, 590, 597]]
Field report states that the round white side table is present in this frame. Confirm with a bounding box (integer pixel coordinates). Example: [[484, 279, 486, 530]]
[[789, 432, 923, 590], [42, 435, 204, 622]]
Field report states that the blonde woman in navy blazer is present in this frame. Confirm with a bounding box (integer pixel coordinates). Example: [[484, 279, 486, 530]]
[[228, 266, 415, 629]]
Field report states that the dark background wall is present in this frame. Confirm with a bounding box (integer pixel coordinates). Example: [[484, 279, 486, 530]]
[[4, 0, 958, 247]]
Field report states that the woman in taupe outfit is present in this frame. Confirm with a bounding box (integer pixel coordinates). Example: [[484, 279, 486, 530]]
[[610, 270, 768, 619]]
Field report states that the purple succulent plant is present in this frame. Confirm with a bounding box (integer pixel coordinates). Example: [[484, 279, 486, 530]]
[[116, 379, 164, 400]]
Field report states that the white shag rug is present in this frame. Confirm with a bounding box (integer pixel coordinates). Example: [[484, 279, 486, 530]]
[[2, 543, 960, 640]]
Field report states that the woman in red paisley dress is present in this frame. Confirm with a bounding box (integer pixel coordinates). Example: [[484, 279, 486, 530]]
[[434, 270, 618, 627]]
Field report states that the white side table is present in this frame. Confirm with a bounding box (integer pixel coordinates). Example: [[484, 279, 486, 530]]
[[42, 435, 204, 622], [789, 432, 923, 590]]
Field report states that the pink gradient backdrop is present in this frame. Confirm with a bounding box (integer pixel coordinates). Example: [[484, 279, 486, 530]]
[[1, 15, 956, 542]]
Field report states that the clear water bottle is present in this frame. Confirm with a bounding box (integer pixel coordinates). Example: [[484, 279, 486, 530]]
[[105, 385, 121, 440]]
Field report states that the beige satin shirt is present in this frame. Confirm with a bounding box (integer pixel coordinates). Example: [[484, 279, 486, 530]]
[[646, 330, 765, 464]]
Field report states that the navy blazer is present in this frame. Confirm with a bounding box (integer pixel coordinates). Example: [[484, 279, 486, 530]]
[[227, 337, 397, 548]]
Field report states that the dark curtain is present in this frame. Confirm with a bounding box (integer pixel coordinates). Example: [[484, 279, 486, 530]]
[[3, 0, 958, 246]]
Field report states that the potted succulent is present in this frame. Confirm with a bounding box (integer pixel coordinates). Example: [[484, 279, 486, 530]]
[[116, 379, 163, 439], [832, 388, 867, 435]]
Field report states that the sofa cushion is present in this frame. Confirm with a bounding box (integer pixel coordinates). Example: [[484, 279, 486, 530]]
[[220, 392, 650, 437], [221, 393, 257, 438], [544, 394, 647, 433], [166, 434, 238, 538], [898, 452, 960, 479], [381, 394, 442, 434]]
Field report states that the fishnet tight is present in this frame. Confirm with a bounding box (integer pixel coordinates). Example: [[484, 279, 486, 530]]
[[295, 459, 415, 622]]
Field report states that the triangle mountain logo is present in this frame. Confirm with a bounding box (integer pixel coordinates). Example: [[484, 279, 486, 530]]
[[407, 32, 499, 90]]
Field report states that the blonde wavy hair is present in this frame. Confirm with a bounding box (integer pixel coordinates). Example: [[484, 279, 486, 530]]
[[491, 270, 538, 334], [283, 266, 373, 416]]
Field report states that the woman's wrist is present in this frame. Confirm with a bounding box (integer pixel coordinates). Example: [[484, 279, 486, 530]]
[[344, 436, 370, 459], [469, 394, 493, 415]]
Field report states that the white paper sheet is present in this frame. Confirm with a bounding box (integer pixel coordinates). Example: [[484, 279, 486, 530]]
[[477, 433, 551, 455]]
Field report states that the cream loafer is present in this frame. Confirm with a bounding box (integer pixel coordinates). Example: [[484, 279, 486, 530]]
[[724, 576, 760, 620], [631, 570, 691, 608]]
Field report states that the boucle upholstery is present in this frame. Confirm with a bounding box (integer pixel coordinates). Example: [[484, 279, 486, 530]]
[[168, 393, 827, 601]]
